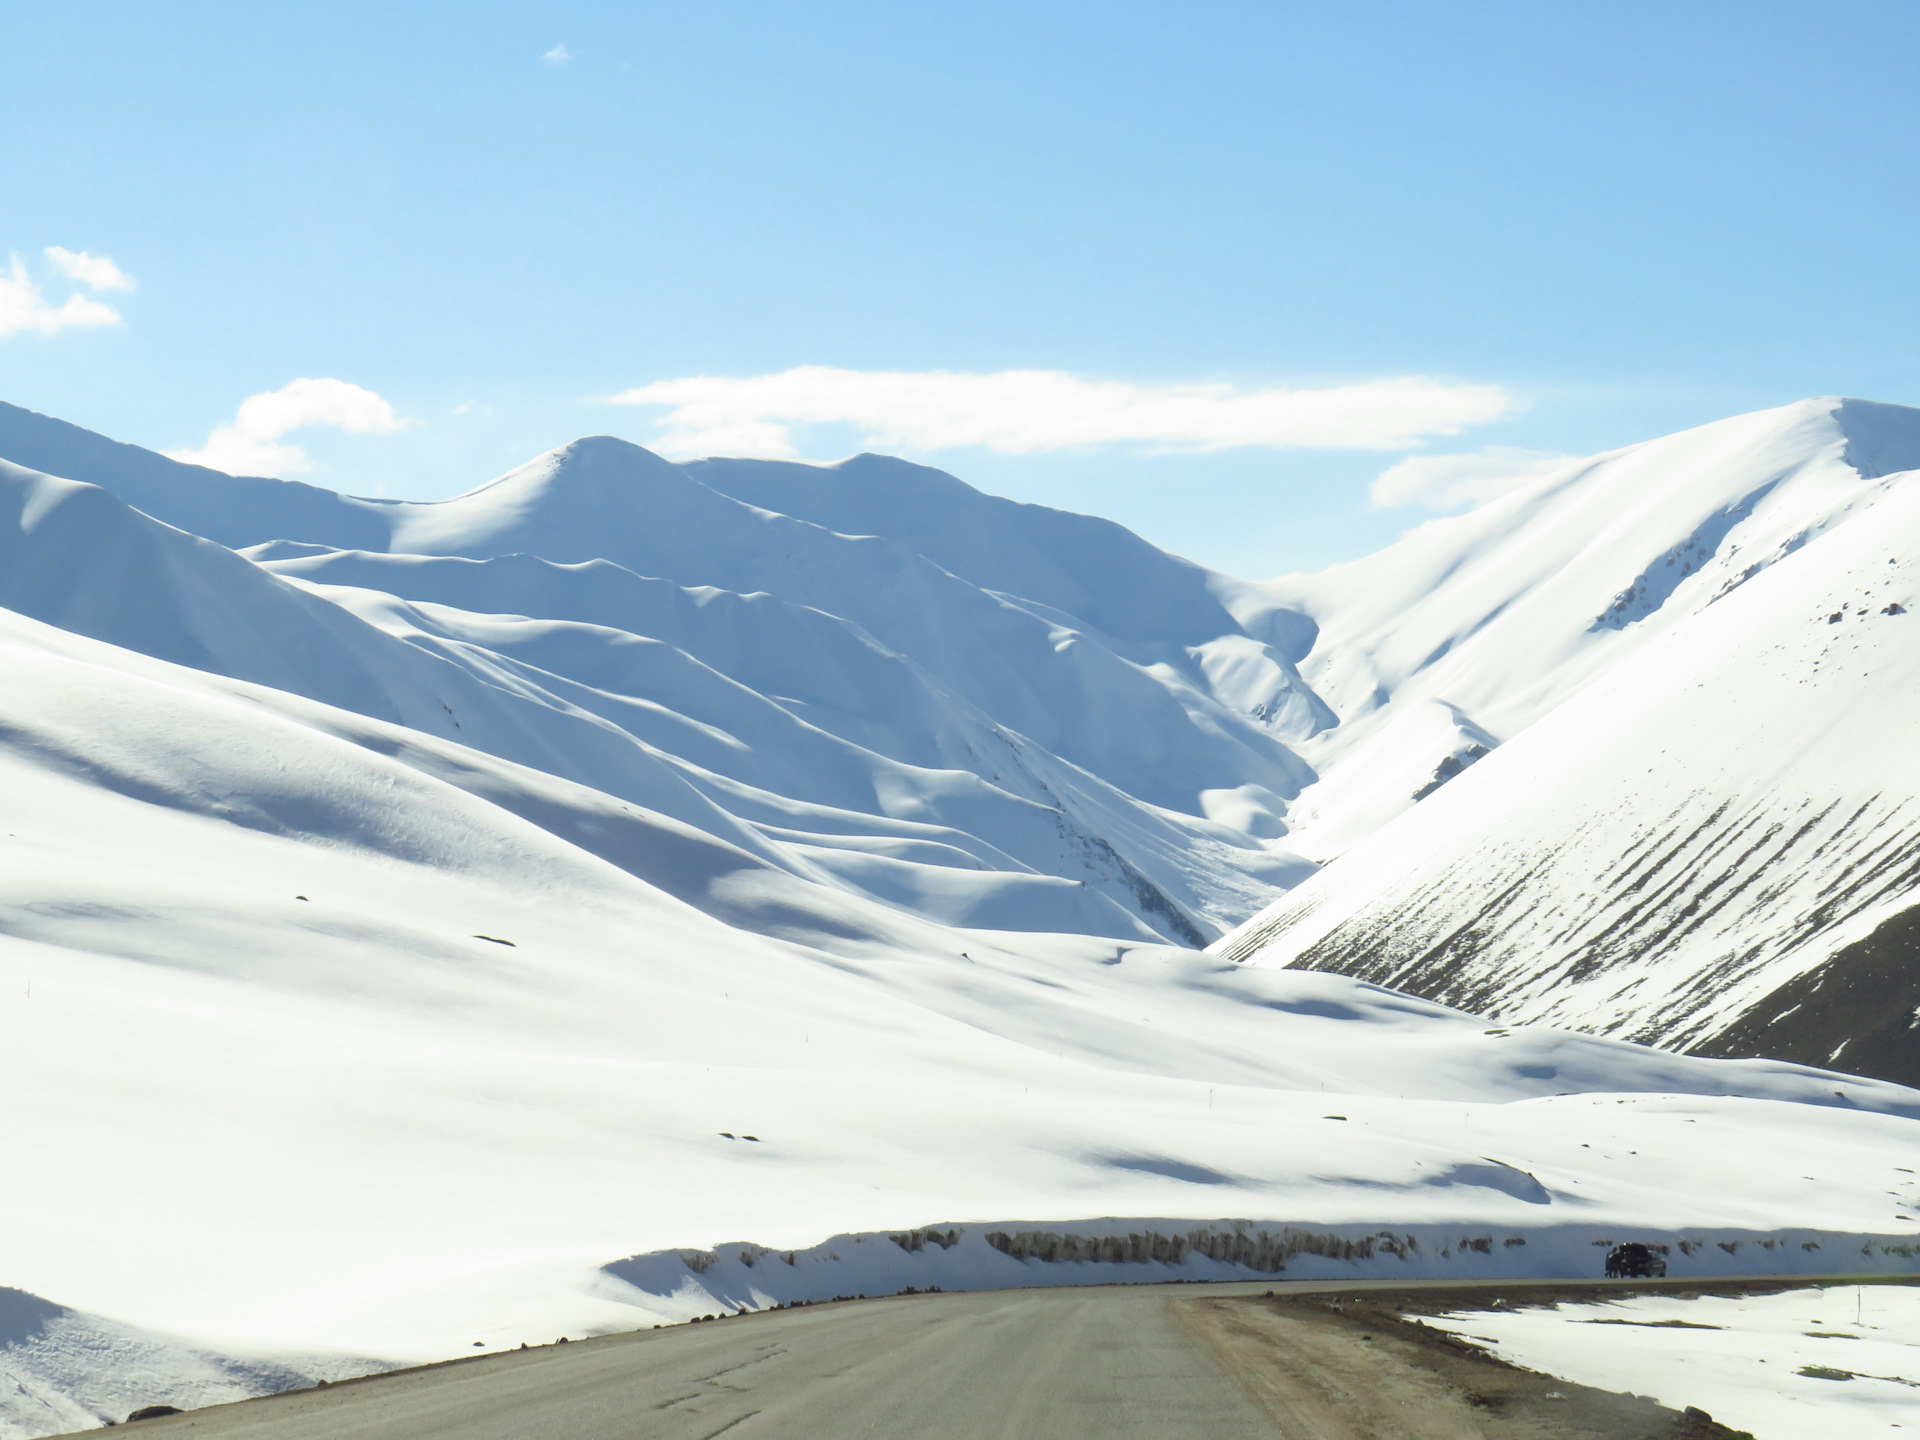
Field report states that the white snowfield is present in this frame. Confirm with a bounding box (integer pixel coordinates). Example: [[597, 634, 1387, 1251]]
[[1429, 1284, 1920, 1439], [1217, 397, 1920, 1071], [0, 397, 1917, 1434]]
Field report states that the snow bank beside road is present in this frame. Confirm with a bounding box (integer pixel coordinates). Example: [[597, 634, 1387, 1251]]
[[0, 1288, 370, 1440], [601, 1222, 1920, 1326]]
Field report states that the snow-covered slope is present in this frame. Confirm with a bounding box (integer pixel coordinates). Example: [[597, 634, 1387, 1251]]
[[1429, 1286, 1920, 1440], [0, 399, 395, 551], [0, 407, 1328, 945], [1219, 399, 1920, 1084], [0, 1288, 369, 1440], [1259, 398, 1920, 859], [3, 601, 1917, 1434]]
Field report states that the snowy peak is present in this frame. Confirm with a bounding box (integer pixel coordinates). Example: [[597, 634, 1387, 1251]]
[[7, 391, 1920, 1424], [384, 434, 721, 560], [11, 393, 1920, 1069], [1263, 396, 1920, 858]]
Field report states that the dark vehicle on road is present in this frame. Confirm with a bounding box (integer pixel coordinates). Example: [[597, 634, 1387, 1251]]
[[1604, 1242, 1667, 1278]]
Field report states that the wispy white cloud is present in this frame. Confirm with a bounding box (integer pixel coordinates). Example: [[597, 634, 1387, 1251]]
[[543, 43, 574, 65], [1370, 445, 1574, 509], [44, 246, 135, 292], [0, 254, 126, 338], [602, 366, 1516, 460], [167, 378, 410, 476]]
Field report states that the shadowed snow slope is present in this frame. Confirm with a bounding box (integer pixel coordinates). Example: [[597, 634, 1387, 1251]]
[[0, 1286, 368, 1440], [1218, 399, 1920, 1083]]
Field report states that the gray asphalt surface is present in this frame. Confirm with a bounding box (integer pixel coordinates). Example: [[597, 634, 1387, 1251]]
[[81, 1275, 1888, 1440], [110, 1283, 1286, 1440]]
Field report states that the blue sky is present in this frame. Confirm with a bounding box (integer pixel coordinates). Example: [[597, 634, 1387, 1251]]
[[4, 0, 1918, 577]]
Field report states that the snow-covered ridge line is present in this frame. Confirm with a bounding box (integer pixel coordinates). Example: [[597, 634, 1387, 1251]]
[[0, 416, 1323, 947], [597, 1219, 1920, 1324], [1259, 397, 1920, 865]]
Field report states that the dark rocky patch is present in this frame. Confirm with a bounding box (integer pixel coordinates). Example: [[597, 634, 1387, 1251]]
[[1412, 744, 1490, 801], [1692, 902, 1920, 1085]]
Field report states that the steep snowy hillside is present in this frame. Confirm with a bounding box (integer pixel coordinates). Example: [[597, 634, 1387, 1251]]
[[1260, 398, 1920, 858], [1220, 422, 1920, 1084], [0, 406, 1329, 944]]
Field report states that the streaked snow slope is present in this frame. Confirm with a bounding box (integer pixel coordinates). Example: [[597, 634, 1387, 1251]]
[[1219, 399, 1920, 1082]]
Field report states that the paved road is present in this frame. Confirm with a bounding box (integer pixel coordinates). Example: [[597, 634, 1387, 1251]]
[[114, 1284, 1289, 1440], [86, 1276, 1870, 1440]]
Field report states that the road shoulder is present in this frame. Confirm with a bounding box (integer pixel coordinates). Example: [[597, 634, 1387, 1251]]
[[1171, 1291, 1752, 1439]]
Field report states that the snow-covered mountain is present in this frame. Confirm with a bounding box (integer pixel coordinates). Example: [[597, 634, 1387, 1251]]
[[5, 394, 1920, 1434], [1218, 397, 1920, 1085], [0, 401, 1335, 947]]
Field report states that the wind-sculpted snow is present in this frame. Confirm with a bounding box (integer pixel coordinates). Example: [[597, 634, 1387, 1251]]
[[1223, 425, 1920, 1083]]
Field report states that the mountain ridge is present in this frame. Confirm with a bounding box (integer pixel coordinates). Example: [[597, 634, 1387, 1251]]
[[1217, 397, 1920, 1084], [0, 418, 1324, 945]]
